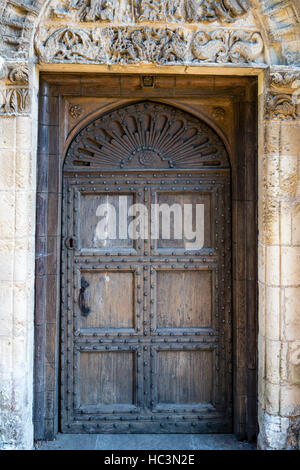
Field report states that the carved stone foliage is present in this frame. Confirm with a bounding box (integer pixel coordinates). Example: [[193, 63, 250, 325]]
[[270, 70, 300, 89], [0, 87, 30, 114], [8, 64, 29, 84], [0, 61, 30, 114], [266, 69, 300, 121], [0, 61, 29, 85], [105, 27, 188, 64], [266, 94, 298, 121], [35, 25, 264, 64], [32, 0, 265, 65], [64, 101, 229, 170], [191, 29, 263, 63], [36, 27, 105, 62], [0, 0, 299, 68]]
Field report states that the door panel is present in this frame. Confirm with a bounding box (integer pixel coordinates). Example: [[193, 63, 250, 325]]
[[80, 351, 135, 406], [156, 350, 213, 404], [61, 101, 232, 433], [79, 270, 136, 330], [156, 270, 212, 328], [155, 192, 212, 251], [79, 193, 136, 251]]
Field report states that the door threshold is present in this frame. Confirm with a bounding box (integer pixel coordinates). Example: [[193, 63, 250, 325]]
[[36, 433, 256, 450]]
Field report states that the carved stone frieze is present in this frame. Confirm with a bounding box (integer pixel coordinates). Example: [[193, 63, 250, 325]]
[[35, 27, 105, 62], [50, 0, 250, 24], [191, 29, 263, 63], [35, 25, 264, 64], [52, 0, 121, 22], [136, 0, 250, 23], [105, 26, 188, 64], [31, 1, 264, 65]]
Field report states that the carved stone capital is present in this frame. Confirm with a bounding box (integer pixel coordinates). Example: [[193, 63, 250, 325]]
[[266, 67, 300, 121], [265, 93, 298, 121], [0, 87, 30, 115], [269, 69, 300, 91], [0, 61, 29, 84], [7, 64, 29, 85]]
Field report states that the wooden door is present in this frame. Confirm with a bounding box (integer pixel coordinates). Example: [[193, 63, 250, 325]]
[[61, 101, 232, 433]]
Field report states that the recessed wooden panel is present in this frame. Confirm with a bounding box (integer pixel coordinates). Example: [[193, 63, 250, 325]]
[[157, 350, 213, 404], [155, 193, 211, 250], [80, 351, 134, 406], [157, 270, 212, 328], [79, 193, 134, 250], [80, 271, 135, 329]]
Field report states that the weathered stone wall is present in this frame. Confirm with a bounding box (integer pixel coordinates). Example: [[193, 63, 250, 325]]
[[0, 64, 38, 449], [0, 0, 299, 450], [257, 69, 300, 449]]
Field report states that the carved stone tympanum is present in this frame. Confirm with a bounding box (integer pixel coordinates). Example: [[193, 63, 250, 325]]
[[50, 0, 250, 23], [33, 0, 265, 65]]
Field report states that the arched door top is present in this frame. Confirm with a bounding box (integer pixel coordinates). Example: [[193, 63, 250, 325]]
[[64, 101, 229, 171]]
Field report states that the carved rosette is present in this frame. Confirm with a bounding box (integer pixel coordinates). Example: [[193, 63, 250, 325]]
[[212, 106, 226, 121], [69, 104, 84, 119], [64, 101, 229, 170]]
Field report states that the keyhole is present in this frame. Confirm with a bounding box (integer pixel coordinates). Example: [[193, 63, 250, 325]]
[[65, 237, 75, 249]]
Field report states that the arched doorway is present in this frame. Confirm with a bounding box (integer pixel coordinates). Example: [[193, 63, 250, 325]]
[[35, 73, 257, 441], [60, 100, 232, 433]]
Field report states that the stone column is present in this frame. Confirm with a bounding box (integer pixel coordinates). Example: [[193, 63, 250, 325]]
[[258, 68, 300, 450], [0, 60, 36, 450]]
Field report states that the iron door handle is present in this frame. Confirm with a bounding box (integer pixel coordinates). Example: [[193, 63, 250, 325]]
[[79, 277, 91, 317]]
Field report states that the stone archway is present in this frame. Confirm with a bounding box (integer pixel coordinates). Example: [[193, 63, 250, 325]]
[[0, 0, 299, 450]]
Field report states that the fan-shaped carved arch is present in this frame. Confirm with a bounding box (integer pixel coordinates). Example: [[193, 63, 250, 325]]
[[64, 101, 229, 170]]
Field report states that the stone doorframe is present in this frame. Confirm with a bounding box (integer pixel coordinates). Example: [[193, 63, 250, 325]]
[[0, 58, 299, 450], [0, 0, 299, 452], [34, 69, 259, 442]]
